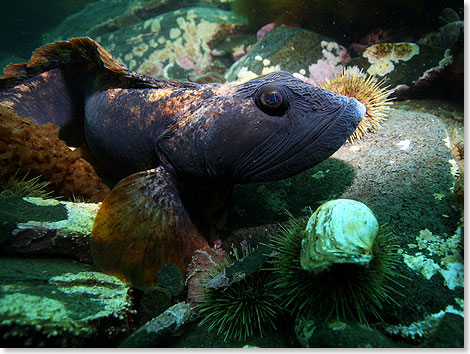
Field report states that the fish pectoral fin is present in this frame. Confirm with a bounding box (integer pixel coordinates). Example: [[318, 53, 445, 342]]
[[90, 166, 209, 289]]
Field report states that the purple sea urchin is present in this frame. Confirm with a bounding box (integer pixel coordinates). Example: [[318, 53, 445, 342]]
[[320, 66, 393, 141]]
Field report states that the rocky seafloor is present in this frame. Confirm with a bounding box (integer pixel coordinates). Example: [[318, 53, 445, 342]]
[[0, 0, 464, 348], [0, 100, 463, 347]]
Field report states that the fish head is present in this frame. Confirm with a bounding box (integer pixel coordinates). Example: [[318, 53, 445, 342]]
[[159, 71, 365, 183]]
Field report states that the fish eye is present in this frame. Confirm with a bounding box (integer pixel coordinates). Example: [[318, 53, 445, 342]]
[[255, 85, 289, 116]]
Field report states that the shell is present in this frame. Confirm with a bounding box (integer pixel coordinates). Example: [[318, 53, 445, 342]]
[[300, 199, 379, 274]]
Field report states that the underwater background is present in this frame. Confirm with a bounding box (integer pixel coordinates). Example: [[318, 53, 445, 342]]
[[0, 0, 464, 348]]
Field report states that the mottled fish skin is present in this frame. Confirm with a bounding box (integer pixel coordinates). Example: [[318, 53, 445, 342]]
[[84, 72, 365, 182], [0, 37, 364, 183], [158, 72, 365, 183], [0, 38, 365, 288]]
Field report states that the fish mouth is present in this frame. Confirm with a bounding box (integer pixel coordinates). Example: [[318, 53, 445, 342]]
[[305, 95, 366, 151], [240, 95, 366, 182], [341, 97, 366, 128]]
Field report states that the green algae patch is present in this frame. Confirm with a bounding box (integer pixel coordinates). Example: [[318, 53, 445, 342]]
[[18, 197, 99, 236], [0, 196, 67, 242], [0, 257, 132, 347]]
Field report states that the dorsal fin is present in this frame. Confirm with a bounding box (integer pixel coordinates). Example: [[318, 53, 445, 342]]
[[0, 37, 198, 130], [1, 37, 196, 91]]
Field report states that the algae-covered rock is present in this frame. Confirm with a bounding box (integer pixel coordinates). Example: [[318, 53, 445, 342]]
[[0, 257, 132, 347], [225, 26, 348, 82], [44, 0, 173, 41], [295, 318, 395, 348], [384, 302, 464, 345], [347, 43, 452, 93], [0, 196, 98, 263], [204, 243, 272, 289], [120, 302, 193, 348], [44, 0, 236, 43], [156, 263, 184, 297], [426, 312, 464, 348], [95, 7, 247, 80], [138, 284, 172, 325], [210, 33, 257, 64]]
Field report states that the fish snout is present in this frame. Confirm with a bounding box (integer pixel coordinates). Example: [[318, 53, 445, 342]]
[[344, 97, 366, 127]]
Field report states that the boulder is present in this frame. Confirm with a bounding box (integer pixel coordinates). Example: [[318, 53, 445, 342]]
[[120, 302, 193, 347], [137, 284, 172, 326], [346, 43, 452, 96], [44, 0, 234, 42], [225, 26, 349, 83], [295, 318, 396, 348], [0, 257, 132, 347], [426, 312, 464, 348], [0, 196, 98, 263], [95, 7, 247, 80]]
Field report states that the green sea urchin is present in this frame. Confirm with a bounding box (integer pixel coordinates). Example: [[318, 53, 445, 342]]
[[1, 170, 53, 198], [320, 66, 393, 142], [196, 248, 283, 342], [268, 213, 402, 324]]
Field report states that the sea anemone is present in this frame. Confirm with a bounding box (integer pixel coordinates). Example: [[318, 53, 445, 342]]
[[267, 213, 402, 324], [196, 247, 284, 341], [320, 66, 393, 141]]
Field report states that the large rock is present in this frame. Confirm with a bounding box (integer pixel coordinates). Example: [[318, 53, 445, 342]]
[[137, 284, 172, 326], [0, 257, 132, 347], [120, 302, 193, 348], [44, 0, 233, 42], [45, 0, 165, 42], [1, 196, 98, 263], [347, 42, 452, 94], [225, 26, 349, 82], [295, 319, 396, 348], [94, 7, 247, 80]]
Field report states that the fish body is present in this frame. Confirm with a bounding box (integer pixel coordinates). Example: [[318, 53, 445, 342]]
[[0, 38, 365, 288]]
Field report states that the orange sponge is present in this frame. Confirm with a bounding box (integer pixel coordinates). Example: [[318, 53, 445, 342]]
[[0, 105, 110, 202]]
